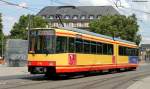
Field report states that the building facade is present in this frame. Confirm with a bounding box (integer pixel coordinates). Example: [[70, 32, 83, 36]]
[[37, 6, 119, 29], [140, 44, 150, 62]]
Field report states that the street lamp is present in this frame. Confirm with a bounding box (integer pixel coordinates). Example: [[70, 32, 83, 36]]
[[0, 35, 4, 60]]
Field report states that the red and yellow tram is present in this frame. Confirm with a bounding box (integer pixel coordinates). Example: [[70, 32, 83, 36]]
[[28, 27, 139, 76]]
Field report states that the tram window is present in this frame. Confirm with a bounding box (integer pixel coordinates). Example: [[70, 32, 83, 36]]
[[83, 40, 91, 53], [56, 36, 67, 53], [131, 48, 137, 56], [119, 46, 123, 55], [119, 46, 127, 56], [119, 46, 138, 56], [97, 42, 103, 54], [75, 39, 83, 53], [91, 41, 97, 54], [124, 47, 128, 56], [135, 49, 139, 56], [36, 35, 55, 54], [103, 43, 108, 54], [29, 37, 36, 51], [108, 44, 113, 55], [69, 37, 75, 53], [131, 49, 134, 56], [128, 48, 132, 56]]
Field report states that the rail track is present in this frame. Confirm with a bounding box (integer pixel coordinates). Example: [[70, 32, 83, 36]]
[[0, 66, 150, 89]]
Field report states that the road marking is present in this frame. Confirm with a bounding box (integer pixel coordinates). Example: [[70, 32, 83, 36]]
[[0, 82, 7, 85]]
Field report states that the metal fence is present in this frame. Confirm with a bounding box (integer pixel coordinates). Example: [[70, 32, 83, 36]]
[[5, 39, 28, 67]]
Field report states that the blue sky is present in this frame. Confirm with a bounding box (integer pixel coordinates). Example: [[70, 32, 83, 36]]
[[0, 0, 150, 44]]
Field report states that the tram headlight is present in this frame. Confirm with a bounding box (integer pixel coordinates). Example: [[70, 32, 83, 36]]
[[49, 62, 54, 66], [48, 61, 56, 66], [28, 61, 32, 65]]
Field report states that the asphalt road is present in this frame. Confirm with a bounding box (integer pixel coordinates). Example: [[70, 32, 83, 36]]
[[0, 64, 150, 89]]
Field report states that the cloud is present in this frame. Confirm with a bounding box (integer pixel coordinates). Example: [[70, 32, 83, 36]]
[[19, 2, 28, 8], [77, 0, 131, 15], [141, 36, 150, 44], [89, 0, 112, 6], [2, 15, 18, 35], [77, 0, 112, 6], [123, 1, 150, 22], [142, 14, 148, 21], [77, 0, 130, 7]]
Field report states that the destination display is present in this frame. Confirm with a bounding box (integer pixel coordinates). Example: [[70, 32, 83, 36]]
[[30, 30, 54, 36], [38, 30, 54, 35]]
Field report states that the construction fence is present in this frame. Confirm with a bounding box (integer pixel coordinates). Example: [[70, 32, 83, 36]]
[[5, 39, 28, 67]]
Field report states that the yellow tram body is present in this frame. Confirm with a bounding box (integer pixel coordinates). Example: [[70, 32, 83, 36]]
[[28, 27, 138, 74]]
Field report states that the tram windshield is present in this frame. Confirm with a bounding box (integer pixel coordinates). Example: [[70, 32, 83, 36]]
[[29, 30, 55, 54]]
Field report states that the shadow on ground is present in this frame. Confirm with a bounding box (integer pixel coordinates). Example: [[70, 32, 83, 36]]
[[21, 70, 132, 81]]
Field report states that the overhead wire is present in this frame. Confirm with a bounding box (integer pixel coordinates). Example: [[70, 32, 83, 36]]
[[0, 0, 41, 12], [110, 0, 150, 15], [111, 0, 150, 42]]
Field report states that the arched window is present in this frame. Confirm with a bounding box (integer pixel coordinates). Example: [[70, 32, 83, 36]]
[[42, 15, 46, 19], [89, 15, 94, 19], [49, 15, 54, 19], [73, 15, 78, 19], [81, 15, 86, 19], [64, 15, 70, 19], [97, 15, 101, 19]]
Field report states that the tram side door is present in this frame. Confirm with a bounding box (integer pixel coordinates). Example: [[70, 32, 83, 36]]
[[113, 44, 118, 65]]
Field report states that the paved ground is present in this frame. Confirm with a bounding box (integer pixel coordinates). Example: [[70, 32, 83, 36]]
[[0, 63, 150, 89], [127, 76, 150, 89], [0, 65, 29, 77]]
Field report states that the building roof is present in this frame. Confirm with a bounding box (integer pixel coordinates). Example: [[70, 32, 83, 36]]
[[37, 6, 119, 19]]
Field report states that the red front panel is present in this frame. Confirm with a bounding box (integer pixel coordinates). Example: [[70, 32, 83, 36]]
[[28, 61, 56, 66]]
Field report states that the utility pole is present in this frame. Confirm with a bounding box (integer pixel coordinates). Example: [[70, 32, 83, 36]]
[[28, 14, 31, 51], [2, 36, 3, 58], [0, 35, 4, 59]]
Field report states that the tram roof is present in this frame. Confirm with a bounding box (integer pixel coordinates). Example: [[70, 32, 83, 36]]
[[58, 27, 136, 45], [31, 27, 136, 45]]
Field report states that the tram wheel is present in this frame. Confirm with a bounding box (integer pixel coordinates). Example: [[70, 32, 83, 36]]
[[45, 67, 57, 79]]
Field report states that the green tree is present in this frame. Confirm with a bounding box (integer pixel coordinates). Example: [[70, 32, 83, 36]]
[[0, 13, 4, 57], [89, 14, 141, 45], [10, 14, 48, 39]]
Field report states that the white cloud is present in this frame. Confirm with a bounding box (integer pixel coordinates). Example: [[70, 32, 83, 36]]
[[77, 0, 130, 7], [77, 0, 112, 6], [2, 15, 18, 35], [141, 36, 150, 44], [19, 2, 28, 8], [89, 0, 112, 6], [125, 1, 150, 22], [77, 0, 131, 15], [142, 14, 148, 21]]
